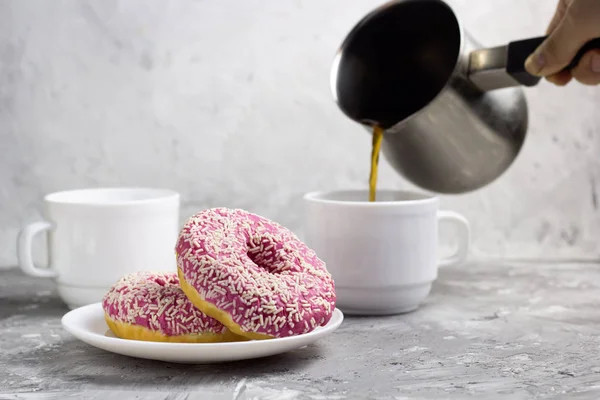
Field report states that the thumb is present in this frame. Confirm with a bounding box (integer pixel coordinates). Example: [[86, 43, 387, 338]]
[[525, 10, 592, 76]]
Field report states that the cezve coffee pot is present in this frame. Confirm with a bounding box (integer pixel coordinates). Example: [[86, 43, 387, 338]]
[[331, 0, 600, 194]]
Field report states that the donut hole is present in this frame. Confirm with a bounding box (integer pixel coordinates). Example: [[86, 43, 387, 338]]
[[246, 236, 285, 274]]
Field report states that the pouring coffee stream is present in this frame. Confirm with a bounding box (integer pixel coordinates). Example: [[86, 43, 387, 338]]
[[332, 0, 600, 197], [368, 125, 384, 201]]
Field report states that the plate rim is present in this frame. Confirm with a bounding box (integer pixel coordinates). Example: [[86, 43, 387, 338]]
[[61, 302, 344, 349]]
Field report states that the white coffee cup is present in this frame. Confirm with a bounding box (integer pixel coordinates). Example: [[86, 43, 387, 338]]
[[303, 189, 470, 315], [17, 187, 180, 309]]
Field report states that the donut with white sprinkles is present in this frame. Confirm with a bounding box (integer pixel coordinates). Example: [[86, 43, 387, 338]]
[[176, 208, 336, 340], [102, 271, 243, 342]]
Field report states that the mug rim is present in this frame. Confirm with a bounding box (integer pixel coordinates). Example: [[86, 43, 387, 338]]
[[303, 189, 438, 207], [44, 187, 180, 207]]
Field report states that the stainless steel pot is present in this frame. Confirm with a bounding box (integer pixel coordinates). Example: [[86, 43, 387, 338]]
[[331, 0, 600, 194]]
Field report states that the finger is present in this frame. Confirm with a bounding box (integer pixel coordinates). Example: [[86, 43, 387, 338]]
[[546, 69, 573, 86], [524, 8, 591, 77], [570, 49, 600, 85], [546, 0, 568, 34]]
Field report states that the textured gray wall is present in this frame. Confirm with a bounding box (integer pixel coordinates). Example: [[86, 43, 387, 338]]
[[1, 0, 599, 267]]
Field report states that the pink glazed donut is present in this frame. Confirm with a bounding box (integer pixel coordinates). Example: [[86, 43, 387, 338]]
[[175, 208, 336, 340], [102, 271, 242, 342]]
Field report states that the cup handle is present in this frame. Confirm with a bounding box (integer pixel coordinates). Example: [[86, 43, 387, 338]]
[[17, 221, 57, 278], [437, 211, 470, 268]]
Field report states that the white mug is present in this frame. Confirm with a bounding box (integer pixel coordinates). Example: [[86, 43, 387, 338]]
[[17, 187, 180, 309], [303, 189, 470, 315]]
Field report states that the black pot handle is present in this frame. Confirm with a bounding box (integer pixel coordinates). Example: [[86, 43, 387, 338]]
[[507, 36, 600, 86]]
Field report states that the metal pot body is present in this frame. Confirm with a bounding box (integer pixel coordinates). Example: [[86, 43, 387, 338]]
[[331, 0, 528, 194]]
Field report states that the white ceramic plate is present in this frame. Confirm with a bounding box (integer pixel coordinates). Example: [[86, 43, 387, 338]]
[[61, 303, 344, 364]]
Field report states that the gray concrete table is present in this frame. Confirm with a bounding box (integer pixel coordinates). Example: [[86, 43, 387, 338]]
[[2, 262, 600, 400]]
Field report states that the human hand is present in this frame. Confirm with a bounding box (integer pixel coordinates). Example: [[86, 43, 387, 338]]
[[524, 0, 600, 86]]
